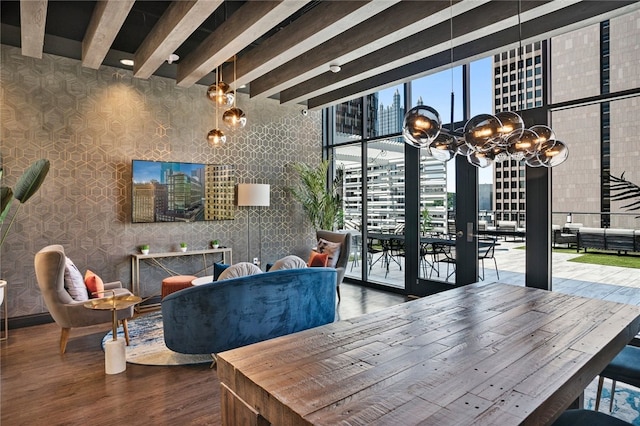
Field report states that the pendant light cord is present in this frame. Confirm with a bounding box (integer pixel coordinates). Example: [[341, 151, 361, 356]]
[[517, 0, 524, 112], [449, 0, 455, 132]]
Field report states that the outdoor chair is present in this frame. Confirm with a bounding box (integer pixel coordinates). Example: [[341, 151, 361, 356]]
[[433, 243, 456, 282], [420, 243, 439, 278], [478, 238, 499, 280]]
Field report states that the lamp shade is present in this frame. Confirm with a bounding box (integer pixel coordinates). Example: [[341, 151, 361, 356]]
[[237, 184, 270, 207]]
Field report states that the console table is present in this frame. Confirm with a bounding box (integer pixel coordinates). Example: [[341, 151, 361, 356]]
[[131, 248, 232, 312], [218, 282, 640, 425]]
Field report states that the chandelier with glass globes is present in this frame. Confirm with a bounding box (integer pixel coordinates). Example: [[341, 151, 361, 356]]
[[402, 106, 568, 168]]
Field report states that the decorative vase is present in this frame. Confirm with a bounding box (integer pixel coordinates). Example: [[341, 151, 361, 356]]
[[180, 247, 187, 252], [141, 249, 149, 255], [212, 244, 219, 249]]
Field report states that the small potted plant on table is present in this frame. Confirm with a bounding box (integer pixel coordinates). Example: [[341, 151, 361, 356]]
[[179, 242, 187, 252], [211, 239, 220, 249], [140, 244, 150, 255]]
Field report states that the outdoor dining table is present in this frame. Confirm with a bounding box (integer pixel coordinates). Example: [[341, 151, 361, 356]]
[[217, 282, 640, 425]]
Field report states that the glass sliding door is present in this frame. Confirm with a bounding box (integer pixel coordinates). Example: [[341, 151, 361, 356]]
[[365, 138, 405, 288], [411, 67, 462, 284], [334, 144, 364, 281]]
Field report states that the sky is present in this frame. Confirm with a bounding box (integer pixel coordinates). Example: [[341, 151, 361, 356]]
[[377, 56, 494, 191], [132, 160, 203, 183]]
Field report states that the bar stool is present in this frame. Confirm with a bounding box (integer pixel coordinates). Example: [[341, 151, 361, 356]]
[[161, 275, 197, 298]]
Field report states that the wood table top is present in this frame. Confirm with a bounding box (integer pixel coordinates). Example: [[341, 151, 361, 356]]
[[217, 282, 640, 425]]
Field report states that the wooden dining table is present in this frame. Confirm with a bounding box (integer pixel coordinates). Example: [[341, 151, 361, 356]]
[[217, 282, 640, 425]]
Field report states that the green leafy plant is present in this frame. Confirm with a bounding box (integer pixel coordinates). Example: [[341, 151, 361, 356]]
[[211, 239, 219, 247], [1, 159, 50, 247], [421, 209, 433, 235], [140, 244, 149, 251], [290, 159, 344, 231], [180, 242, 187, 248]]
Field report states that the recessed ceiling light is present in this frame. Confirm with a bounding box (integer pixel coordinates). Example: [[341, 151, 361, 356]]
[[120, 59, 134, 67]]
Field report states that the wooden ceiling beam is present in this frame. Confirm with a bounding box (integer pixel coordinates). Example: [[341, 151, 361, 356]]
[[282, 1, 561, 105], [20, 0, 48, 59], [82, 0, 135, 69], [223, 1, 400, 89], [307, 0, 639, 110], [134, 0, 224, 80], [177, 0, 310, 88], [249, 0, 487, 99]]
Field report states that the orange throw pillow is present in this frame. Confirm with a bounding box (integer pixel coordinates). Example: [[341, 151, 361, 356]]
[[84, 270, 105, 298], [307, 251, 329, 267]]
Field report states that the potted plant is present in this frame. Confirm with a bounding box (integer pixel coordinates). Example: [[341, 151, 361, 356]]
[[211, 239, 220, 249], [139, 244, 150, 255], [290, 159, 344, 231], [179, 242, 187, 252]]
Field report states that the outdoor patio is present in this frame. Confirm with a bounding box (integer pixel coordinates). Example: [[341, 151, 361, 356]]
[[345, 241, 640, 304]]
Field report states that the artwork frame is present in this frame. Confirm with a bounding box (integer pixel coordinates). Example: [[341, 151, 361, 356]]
[[131, 160, 235, 223]]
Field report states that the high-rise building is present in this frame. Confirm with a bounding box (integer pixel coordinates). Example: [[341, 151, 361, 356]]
[[491, 10, 640, 229], [492, 41, 544, 225], [378, 89, 405, 136], [334, 94, 378, 142], [551, 10, 640, 229]]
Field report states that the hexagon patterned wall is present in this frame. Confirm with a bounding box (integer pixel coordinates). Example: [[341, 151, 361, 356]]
[[0, 45, 322, 319]]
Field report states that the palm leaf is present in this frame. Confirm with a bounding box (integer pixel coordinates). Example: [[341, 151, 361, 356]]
[[14, 159, 50, 203], [0, 186, 13, 223], [610, 172, 640, 217]]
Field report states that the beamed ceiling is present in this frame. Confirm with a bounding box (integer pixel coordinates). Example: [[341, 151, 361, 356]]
[[1, 0, 639, 110]]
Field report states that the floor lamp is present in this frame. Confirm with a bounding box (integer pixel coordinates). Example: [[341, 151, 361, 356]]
[[237, 183, 270, 265]]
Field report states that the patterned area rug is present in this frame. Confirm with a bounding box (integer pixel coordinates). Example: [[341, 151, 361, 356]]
[[585, 377, 640, 424], [102, 311, 212, 366]]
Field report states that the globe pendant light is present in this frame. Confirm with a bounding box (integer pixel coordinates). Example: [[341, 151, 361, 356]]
[[207, 128, 226, 146], [207, 65, 227, 146], [464, 114, 502, 153], [206, 65, 233, 107], [402, 105, 441, 148], [506, 128, 538, 161], [467, 150, 494, 168], [222, 107, 246, 130], [533, 139, 569, 167], [428, 135, 457, 162], [223, 55, 246, 131], [495, 111, 525, 146]]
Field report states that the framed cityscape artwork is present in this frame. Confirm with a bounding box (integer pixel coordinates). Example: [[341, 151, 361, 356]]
[[131, 160, 235, 223]]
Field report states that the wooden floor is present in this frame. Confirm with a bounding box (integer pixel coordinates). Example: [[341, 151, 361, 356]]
[[0, 283, 407, 425]]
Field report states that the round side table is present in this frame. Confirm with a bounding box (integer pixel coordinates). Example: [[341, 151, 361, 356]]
[[84, 293, 141, 374]]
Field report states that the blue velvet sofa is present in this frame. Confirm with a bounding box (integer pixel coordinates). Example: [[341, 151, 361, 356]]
[[161, 267, 337, 354]]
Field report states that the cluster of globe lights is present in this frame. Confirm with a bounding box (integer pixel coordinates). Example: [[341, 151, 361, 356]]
[[206, 74, 247, 146], [402, 105, 569, 168]]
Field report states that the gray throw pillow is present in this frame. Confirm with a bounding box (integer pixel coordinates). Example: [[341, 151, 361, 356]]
[[64, 257, 88, 302], [316, 238, 341, 268], [270, 255, 307, 271], [217, 262, 263, 281]]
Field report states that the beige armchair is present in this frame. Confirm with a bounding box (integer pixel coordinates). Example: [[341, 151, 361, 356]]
[[316, 230, 351, 302], [34, 245, 134, 354]]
